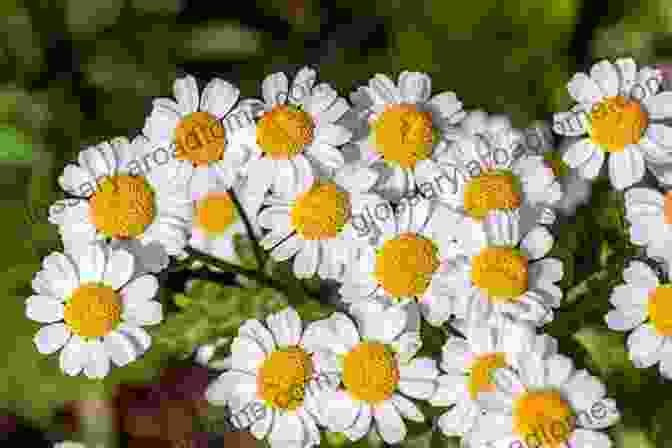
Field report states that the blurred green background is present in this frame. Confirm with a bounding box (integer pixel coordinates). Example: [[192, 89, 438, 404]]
[[2, 0, 672, 446]]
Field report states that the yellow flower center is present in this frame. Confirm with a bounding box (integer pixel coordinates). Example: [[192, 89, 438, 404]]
[[342, 342, 399, 404], [543, 150, 569, 179], [174, 111, 226, 166], [648, 284, 672, 336], [513, 390, 574, 448], [664, 192, 672, 225], [63, 282, 122, 338], [257, 346, 314, 411], [463, 170, 522, 220], [589, 96, 648, 153], [374, 233, 440, 298], [195, 192, 238, 236], [471, 247, 529, 301], [256, 105, 315, 159], [290, 182, 351, 240], [89, 175, 155, 239], [372, 104, 434, 169], [468, 352, 507, 400]]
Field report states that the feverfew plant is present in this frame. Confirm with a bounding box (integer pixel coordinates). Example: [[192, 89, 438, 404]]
[[29, 61, 672, 448]]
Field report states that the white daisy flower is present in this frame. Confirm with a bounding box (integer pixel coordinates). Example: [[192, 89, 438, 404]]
[[257, 163, 389, 281], [350, 71, 466, 202], [471, 352, 620, 448], [304, 304, 438, 445], [444, 209, 563, 327], [424, 110, 562, 224], [624, 187, 672, 267], [432, 317, 558, 441], [48, 135, 192, 274], [27, 242, 162, 379], [554, 58, 672, 190], [189, 176, 264, 267], [605, 260, 672, 380], [204, 307, 338, 448], [143, 74, 255, 198], [338, 196, 487, 327], [238, 66, 352, 199]]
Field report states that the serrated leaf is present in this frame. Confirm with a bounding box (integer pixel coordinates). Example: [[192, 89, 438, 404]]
[[573, 326, 643, 381]]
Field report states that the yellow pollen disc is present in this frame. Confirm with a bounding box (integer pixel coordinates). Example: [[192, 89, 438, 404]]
[[664, 192, 672, 225], [589, 96, 648, 153], [543, 150, 569, 179], [463, 170, 522, 220], [374, 233, 440, 298], [257, 346, 314, 411], [290, 182, 351, 240], [648, 285, 672, 336], [471, 247, 529, 302], [196, 192, 237, 236], [256, 105, 315, 159], [513, 390, 574, 448], [63, 282, 122, 338], [89, 175, 155, 239], [372, 103, 434, 169], [342, 342, 399, 404], [174, 111, 226, 166], [468, 353, 507, 400]]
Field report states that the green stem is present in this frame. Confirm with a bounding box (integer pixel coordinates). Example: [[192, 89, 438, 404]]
[[227, 187, 266, 271], [564, 269, 609, 306], [185, 247, 318, 306]]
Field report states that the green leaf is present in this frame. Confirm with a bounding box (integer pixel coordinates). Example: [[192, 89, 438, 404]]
[[0, 127, 34, 162], [573, 326, 644, 382], [233, 233, 259, 270]]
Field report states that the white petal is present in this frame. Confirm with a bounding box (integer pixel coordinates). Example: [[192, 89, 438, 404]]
[[74, 243, 106, 284], [373, 400, 407, 444], [591, 60, 620, 97], [608, 145, 645, 190], [25, 296, 64, 323], [520, 226, 554, 260], [314, 124, 352, 146], [200, 78, 240, 117], [116, 323, 152, 353], [102, 248, 134, 290], [267, 307, 302, 347], [269, 411, 305, 447], [577, 147, 605, 179], [104, 330, 140, 367], [563, 139, 596, 168], [34, 323, 71, 354], [623, 260, 659, 288], [230, 336, 266, 372], [83, 340, 111, 379], [398, 357, 439, 399], [293, 240, 319, 279], [343, 402, 372, 441], [121, 275, 159, 304], [568, 429, 612, 448], [122, 300, 163, 326], [545, 354, 574, 388], [262, 72, 289, 106], [239, 319, 276, 354], [642, 91, 672, 120], [627, 324, 664, 368], [59, 335, 88, 376], [567, 72, 604, 104], [604, 309, 646, 331], [398, 71, 432, 104], [436, 402, 480, 437], [173, 75, 199, 115], [430, 374, 468, 406], [323, 389, 361, 432], [391, 393, 424, 422]]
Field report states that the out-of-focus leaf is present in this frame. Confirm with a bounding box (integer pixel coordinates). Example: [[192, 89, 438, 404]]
[[65, 0, 124, 35], [613, 424, 656, 448], [232, 233, 259, 271], [177, 21, 262, 59], [0, 7, 43, 75], [131, 0, 185, 14], [573, 326, 646, 384]]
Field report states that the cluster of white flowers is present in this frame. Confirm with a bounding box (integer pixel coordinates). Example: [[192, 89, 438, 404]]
[[31, 58, 672, 448]]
